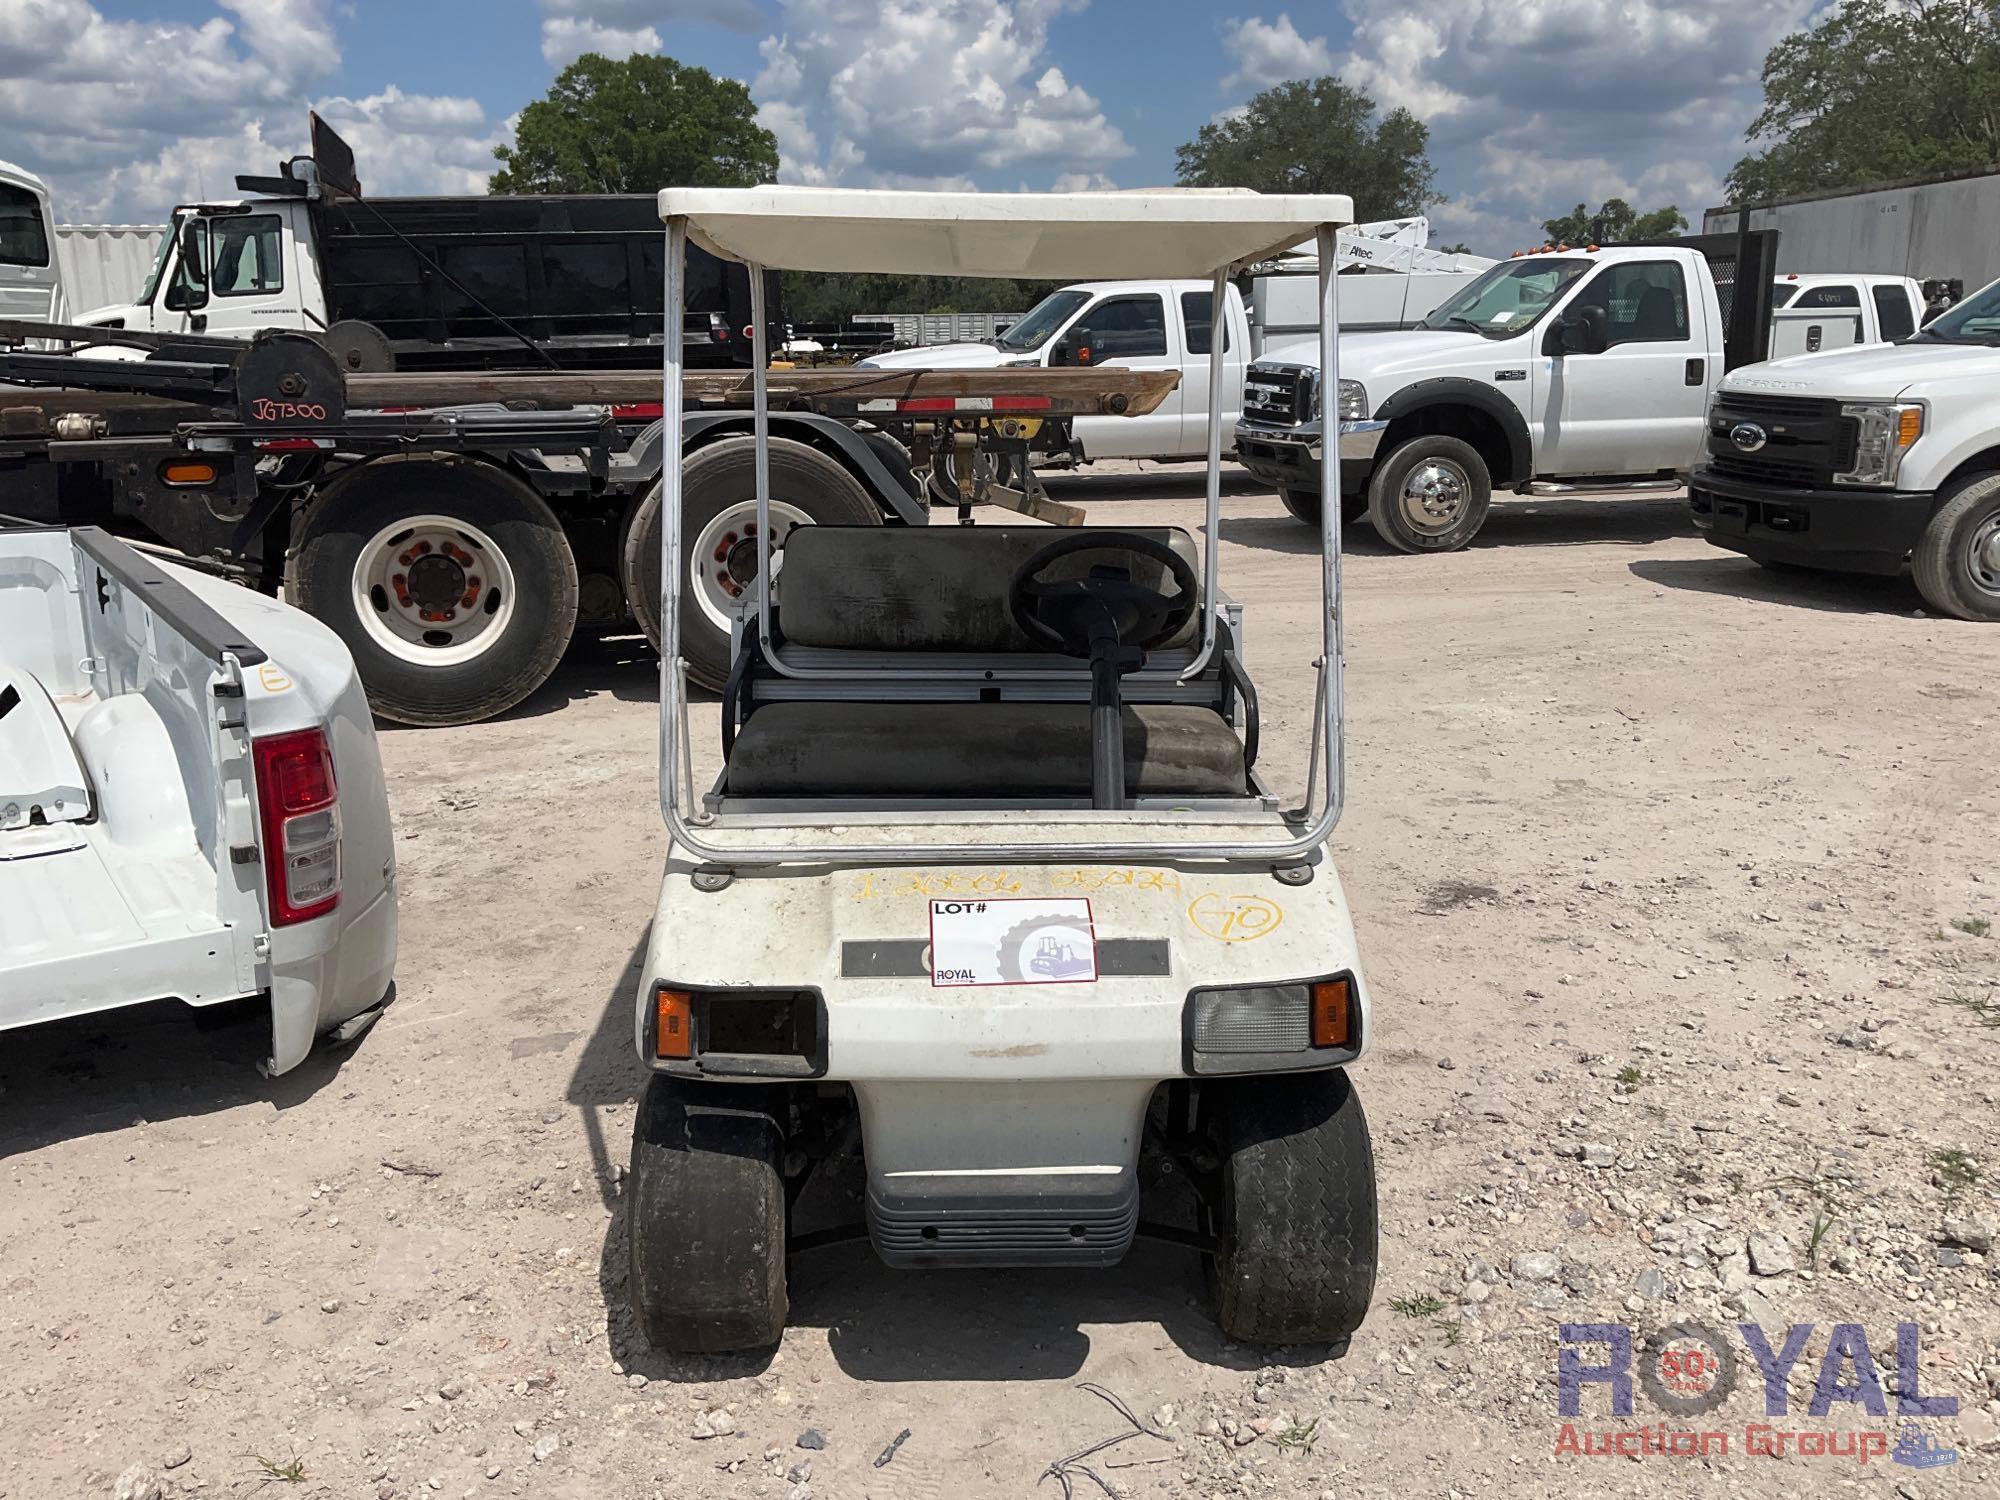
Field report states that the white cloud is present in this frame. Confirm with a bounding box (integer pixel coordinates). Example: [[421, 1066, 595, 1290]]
[[1218, 1, 1814, 254], [1220, 13, 1333, 93], [537, 0, 768, 39], [753, 0, 1132, 189], [0, 0, 509, 221], [540, 17, 663, 65]]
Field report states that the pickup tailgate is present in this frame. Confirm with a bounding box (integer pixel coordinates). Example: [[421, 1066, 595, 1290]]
[[0, 528, 266, 1028]]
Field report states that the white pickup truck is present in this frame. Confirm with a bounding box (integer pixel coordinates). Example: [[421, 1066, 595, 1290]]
[[1691, 271, 2000, 620], [1769, 272, 1928, 357], [1, 525, 398, 1072]]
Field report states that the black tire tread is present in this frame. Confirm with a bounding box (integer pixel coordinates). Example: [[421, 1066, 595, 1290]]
[[1912, 471, 2000, 622], [626, 1076, 788, 1354], [1211, 1070, 1378, 1345]]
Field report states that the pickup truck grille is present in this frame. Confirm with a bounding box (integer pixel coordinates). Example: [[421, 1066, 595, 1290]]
[[1705, 393, 1856, 489], [1242, 368, 1306, 426]]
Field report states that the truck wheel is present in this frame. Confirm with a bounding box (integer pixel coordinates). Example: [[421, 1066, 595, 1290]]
[[623, 435, 882, 690], [290, 458, 579, 726], [1365, 436, 1491, 553], [1278, 490, 1369, 528], [627, 1075, 789, 1354], [1206, 1069, 1378, 1346], [1913, 472, 2000, 622]]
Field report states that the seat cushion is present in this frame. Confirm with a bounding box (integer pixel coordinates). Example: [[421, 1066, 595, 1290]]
[[726, 701, 1246, 798], [776, 525, 1201, 652]]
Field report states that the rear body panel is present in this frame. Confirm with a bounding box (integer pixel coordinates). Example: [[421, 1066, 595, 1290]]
[[637, 839, 1366, 1264], [0, 528, 396, 1071]]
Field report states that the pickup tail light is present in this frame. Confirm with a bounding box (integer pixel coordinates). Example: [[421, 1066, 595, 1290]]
[[253, 728, 341, 924]]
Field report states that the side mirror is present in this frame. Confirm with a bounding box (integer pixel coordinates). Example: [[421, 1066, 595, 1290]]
[[1545, 305, 1608, 356], [163, 221, 209, 311], [1054, 328, 1094, 366]]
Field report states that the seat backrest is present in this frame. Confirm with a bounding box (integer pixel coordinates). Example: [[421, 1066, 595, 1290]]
[[776, 525, 1201, 652]]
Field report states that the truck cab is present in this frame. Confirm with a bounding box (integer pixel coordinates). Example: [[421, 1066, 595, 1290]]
[[80, 199, 320, 341], [859, 279, 1252, 461], [1, 159, 66, 328], [1237, 244, 1729, 549]]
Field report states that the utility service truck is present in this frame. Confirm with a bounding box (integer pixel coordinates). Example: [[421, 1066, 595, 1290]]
[[1235, 234, 1793, 550], [1690, 270, 2000, 621]]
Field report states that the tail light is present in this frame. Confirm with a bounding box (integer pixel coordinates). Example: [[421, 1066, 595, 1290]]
[[252, 728, 341, 924], [709, 312, 730, 343]]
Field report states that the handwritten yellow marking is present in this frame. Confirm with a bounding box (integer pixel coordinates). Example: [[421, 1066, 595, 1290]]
[[849, 867, 1183, 900], [1187, 891, 1284, 943], [257, 663, 293, 693]]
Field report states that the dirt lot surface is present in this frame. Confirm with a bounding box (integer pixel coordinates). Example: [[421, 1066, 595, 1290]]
[[6, 463, 1999, 1500]]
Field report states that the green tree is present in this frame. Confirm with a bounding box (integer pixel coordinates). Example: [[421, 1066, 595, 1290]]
[[491, 52, 777, 194], [1540, 198, 1687, 245], [1727, 0, 2000, 201], [1174, 77, 1439, 221]]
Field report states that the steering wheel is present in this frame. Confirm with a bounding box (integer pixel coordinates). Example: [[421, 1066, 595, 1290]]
[[1007, 531, 1199, 659]]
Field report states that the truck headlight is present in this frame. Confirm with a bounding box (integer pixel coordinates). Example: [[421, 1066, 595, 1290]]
[[1835, 402, 1924, 486], [1335, 380, 1369, 421]]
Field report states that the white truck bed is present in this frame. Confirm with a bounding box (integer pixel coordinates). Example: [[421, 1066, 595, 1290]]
[[0, 527, 397, 1072]]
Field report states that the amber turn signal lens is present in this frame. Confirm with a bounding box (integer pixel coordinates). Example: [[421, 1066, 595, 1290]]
[[161, 460, 218, 486], [654, 987, 693, 1060], [1896, 407, 1924, 448], [1310, 978, 1353, 1049]]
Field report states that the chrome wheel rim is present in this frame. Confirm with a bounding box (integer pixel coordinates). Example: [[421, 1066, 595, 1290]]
[[351, 514, 516, 666], [1399, 458, 1471, 534], [1969, 512, 2000, 599], [688, 499, 812, 633]]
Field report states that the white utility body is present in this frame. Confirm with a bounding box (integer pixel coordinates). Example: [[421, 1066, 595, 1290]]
[[856, 217, 1491, 465], [626, 186, 1380, 1355], [0, 526, 397, 1072], [1769, 272, 1928, 356]]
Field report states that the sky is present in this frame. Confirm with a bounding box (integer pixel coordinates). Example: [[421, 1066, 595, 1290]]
[[0, 0, 1825, 253]]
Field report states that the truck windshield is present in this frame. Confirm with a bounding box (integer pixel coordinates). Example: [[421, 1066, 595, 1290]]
[[1418, 257, 1590, 338], [1915, 278, 2000, 345], [137, 215, 180, 305], [995, 289, 1090, 352]]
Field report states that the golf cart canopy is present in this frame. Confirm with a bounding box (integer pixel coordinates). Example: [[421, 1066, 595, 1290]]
[[657, 186, 1357, 280], [653, 187, 1355, 865]]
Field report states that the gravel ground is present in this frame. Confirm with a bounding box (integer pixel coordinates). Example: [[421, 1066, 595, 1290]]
[[4, 463, 1999, 1500]]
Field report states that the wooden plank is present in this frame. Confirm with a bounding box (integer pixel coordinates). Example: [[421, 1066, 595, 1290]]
[[344, 366, 1181, 417]]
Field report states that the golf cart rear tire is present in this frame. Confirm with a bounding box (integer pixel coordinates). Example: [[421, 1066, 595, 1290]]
[[622, 435, 882, 690], [627, 1075, 789, 1354], [289, 458, 579, 726], [1208, 1069, 1378, 1346], [1365, 435, 1491, 553], [1913, 471, 2000, 621]]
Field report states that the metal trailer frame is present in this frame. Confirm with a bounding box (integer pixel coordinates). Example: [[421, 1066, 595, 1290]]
[[655, 200, 1350, 867]]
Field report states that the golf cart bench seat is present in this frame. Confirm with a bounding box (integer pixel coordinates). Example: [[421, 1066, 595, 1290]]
[[722, 522, 1252, 799], [773, 524, 1201, 653], [726, 701, 1245, 797]]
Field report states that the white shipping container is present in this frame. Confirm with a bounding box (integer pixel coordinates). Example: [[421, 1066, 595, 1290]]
[[54, 223, 166, 316], [1703, 167, 2000, 290]]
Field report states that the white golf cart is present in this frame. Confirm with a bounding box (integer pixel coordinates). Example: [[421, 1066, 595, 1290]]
[[629, 187, 1377, 1353]]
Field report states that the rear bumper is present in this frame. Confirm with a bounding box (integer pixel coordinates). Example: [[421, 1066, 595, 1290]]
[[1688, 467, 1938, 575], [1234, 420, 1386, 494]]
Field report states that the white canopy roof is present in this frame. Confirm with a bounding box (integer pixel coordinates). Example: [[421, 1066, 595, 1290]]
[[656, 186, 1355, 280]]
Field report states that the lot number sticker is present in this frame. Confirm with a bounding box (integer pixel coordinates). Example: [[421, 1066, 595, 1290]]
[[929, 897, 1097, 987]]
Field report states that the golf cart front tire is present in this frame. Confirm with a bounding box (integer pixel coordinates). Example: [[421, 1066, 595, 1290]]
[[1209, 1069, 1378, 1346], [627, 1076, 789, 1353]]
